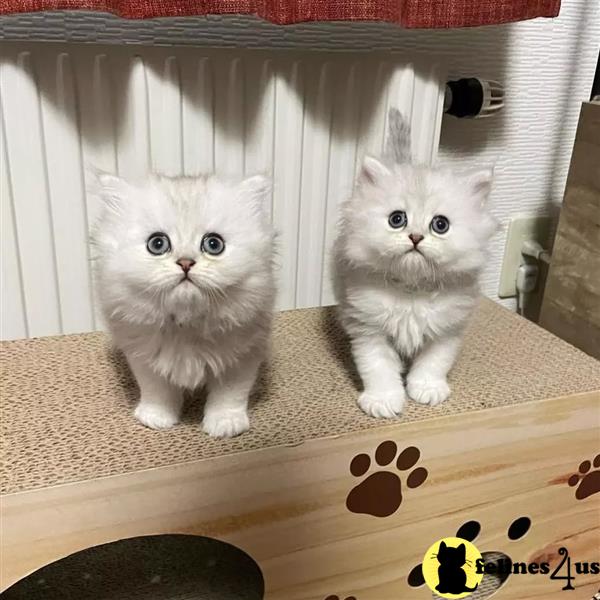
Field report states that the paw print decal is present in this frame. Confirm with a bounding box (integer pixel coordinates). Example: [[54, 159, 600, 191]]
[[346, 441, 428, 517], [407, 516, 532, 595], [568, 454, 600, 500]]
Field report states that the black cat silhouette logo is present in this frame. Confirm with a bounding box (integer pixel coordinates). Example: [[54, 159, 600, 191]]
[[421, 536, 483, 598], [408, 517, 533, 597]]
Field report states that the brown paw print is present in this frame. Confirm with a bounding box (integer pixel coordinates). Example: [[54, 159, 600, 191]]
[[346, 441, 428, 518], [568, 454, 600, 500], [324, 596, 356, 600]]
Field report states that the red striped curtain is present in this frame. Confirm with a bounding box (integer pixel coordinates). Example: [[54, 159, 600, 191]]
[[0, 0, 561, 28]]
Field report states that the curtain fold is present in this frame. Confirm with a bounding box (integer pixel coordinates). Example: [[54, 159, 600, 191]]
[[0, 0, 561, 28]]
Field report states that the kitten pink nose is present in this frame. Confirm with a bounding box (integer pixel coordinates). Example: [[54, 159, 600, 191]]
[[176, 258, 196, 273], [409, 233, 424, 246]]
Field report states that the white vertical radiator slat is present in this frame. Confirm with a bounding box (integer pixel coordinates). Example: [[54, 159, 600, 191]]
[[0, 97, 28, 340], [117, 56, 151, 178], [1, 52, 62, 337], [0, 43, 445, 340], [354, 60, 391, 177], [272, 60, 305, 310], [77, 52, 118, 329], [388, 64, 415, 145], [181, 57, 215, 175], [320, 63, 361, 307], [411, 65, 445, 163], [41, 52, 95, 334], [244, 58, 275, 182], [215, 57, 245, 176], [296, 61, 334, 309], [79, 53, 118, 178], [148, 55, 183, 175]]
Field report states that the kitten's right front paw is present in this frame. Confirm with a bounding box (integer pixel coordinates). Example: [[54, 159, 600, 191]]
[[358, 389, 405, 419], [202, 409, 250, 438], [134, 403, 180, 430]]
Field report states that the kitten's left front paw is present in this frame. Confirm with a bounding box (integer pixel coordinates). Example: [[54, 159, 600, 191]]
[[358, 389, 406, 419], [202, 409, 250, 438], [407, 377, 450, 407]]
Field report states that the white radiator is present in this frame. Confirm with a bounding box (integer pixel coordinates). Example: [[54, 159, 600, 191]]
[[0, 42, 445, 340]]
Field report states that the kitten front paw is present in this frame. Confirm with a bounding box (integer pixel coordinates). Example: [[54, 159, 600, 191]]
[[134, 402, 180, 430], [407, 377, 450, 407], [203, 409, 250, 438], [358, 389, 405, 419]]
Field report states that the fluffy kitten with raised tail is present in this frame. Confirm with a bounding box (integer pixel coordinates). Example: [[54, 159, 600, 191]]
[[333, 109, 498, 418], [92, 173, 276, 438]]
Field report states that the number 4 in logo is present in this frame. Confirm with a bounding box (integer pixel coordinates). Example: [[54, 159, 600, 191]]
[[550, 547, 575, 591]]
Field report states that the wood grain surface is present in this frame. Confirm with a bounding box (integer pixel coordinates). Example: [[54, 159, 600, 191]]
[[540, 101, 600, 359], [2, 391, 599, 599]]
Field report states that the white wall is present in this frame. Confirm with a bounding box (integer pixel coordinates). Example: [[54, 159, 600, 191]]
[[387, 0, 600, 309]]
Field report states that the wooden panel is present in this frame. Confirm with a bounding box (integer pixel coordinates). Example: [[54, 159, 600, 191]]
[[2, 392, 599, 599], [540, 102, 600, 358]]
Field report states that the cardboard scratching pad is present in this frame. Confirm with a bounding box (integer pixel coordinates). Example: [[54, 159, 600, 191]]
[[1, 299, 599, 599]]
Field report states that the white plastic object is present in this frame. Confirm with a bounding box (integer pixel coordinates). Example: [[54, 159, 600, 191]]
[[444, 77, 504, 119], [516, 263, 539, 316], [499, 216, 552, 298], [516, 263, 539, 294], [477, 79, 505, 118], [521, 239, 551, 264]]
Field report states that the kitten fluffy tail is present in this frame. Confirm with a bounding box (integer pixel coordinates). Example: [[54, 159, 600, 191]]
[[384, 107, 412, 164]]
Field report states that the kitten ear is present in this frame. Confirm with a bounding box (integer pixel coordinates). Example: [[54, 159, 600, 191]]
[[439, 541, 447, 550], [359, 156, 391, 186], [87, 167, 131, 211], [238, 174, 271, 221], [465, 167, 494, 204], [458, 544, 466, 558], [238, 174, 271, 201]]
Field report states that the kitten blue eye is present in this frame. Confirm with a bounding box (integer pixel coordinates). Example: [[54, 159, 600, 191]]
[[201, 233, 225, 256], [388, 210, 407, 229], [430, 215, 450, 235], [146, 233, 171, 256]]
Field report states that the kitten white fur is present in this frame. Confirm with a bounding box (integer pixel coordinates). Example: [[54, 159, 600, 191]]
[[92, 173, 276, 437], [334, 111, 497, 418]]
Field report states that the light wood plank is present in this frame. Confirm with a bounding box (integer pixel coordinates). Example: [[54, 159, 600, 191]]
[[2, 392, 599, 599], [540, 101, 600, 358]]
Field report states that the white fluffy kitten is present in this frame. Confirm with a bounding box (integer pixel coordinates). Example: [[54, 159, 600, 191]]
[[334, 109, 497, 418], [92, 173, 276, 438]]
